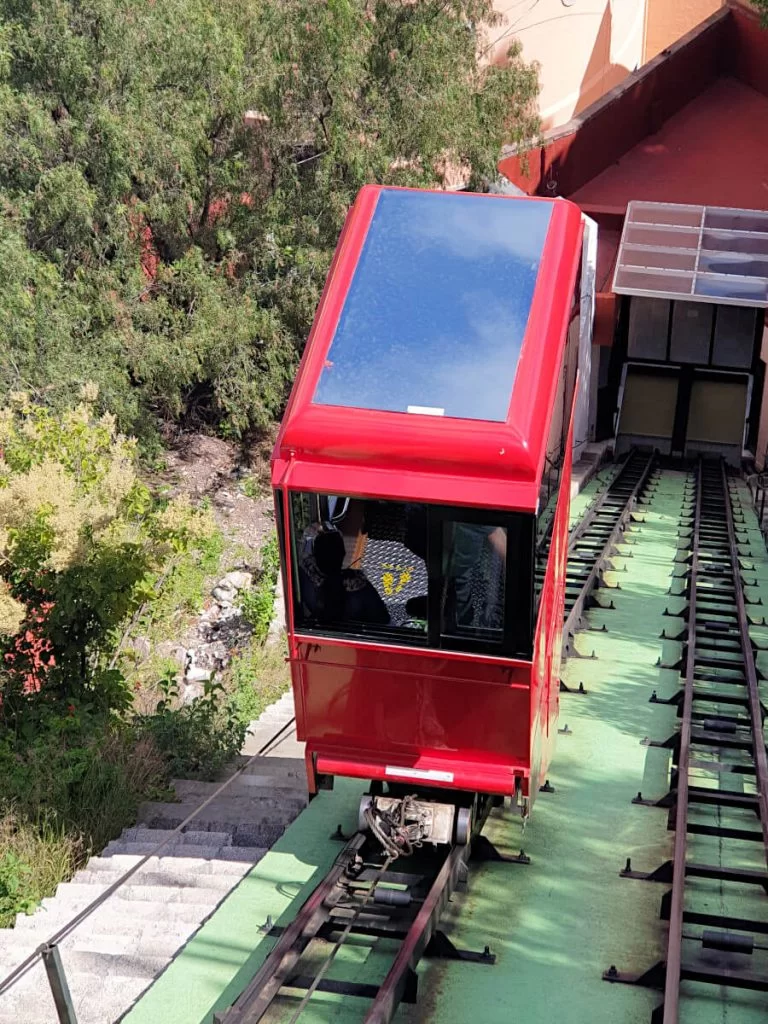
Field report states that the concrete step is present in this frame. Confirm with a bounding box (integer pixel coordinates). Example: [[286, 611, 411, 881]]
[[85, 853, 261, 876], [139, 794, 305, 823], [171, 778, 305, 804], [0, 967, 151, 1023], [120, 827, 234, 846], [138, 800, 304, 842], [72, 867, 245, 890], [101, 840, 226, 859], [242, 726, 304, 760], [0, 916, 198, 957], [172, 772, 305, 798], [38, 880, 226, 909], [74, 977, 156, 1024], [6, 947, 166, 981], [7, 925, 197, 963], [13, 898, 213, 934]]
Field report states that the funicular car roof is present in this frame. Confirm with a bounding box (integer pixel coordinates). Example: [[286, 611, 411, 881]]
[[273, 185, 584, 512]]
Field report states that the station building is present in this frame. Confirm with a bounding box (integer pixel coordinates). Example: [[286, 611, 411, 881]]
[[498, 1, 768, 468]]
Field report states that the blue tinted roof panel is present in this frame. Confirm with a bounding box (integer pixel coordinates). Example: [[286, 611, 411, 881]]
[[312, 190, 553, 422]]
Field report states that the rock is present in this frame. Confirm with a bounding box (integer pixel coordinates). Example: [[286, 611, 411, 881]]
[[224, 570, 253, 591], [212, 585, 235, 605], [181, 680, 205, 704], [200, 604, 221, 624], [193, 641, 230, 671], [266, 573, 286, 646], [213, 488, 236, 509], [186, 666, 212, 683]]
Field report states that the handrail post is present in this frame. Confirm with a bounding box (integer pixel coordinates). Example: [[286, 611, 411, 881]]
[[40, 943, 78, 1024]]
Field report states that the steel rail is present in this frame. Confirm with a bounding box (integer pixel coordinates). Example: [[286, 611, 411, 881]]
[[565, 450, 638, 556], [218, 798, 494, 1024], [216, 834, 367, 1024], [285, 850, 397, 1024], [660, 459, 768, 1024], [660, 459, 702, 1024], [721, 460, 768, 860], [363, 839, 471, 1024]]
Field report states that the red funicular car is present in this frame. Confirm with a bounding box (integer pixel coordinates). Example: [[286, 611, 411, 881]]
[[272, 185, 586, 824]]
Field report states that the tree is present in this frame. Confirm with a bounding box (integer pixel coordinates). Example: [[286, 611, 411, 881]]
[[0, 0, 540, 438]]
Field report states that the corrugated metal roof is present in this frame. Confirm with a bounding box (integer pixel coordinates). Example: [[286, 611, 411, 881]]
[[613, 200, 768, 306]]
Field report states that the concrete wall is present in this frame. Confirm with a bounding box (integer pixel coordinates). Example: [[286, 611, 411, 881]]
[[644, 0, 724, 59], [487, 1, 647, 130]]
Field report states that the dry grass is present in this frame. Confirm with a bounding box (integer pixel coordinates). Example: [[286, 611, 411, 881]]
[[0, 814, 81, 928], [0, 727, 170, 928]]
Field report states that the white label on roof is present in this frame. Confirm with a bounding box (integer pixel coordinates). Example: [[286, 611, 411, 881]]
[[385, 765, 454, 783], [406, 405, 445, 416]]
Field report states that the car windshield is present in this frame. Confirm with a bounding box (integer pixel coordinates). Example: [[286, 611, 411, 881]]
[[288, 492, 534, 656]]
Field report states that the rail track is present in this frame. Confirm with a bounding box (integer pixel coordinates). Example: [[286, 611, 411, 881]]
[[213, 796, 514, 1024], [561, 448, 657, 655], [213, 454, 670, 1024], [607, 457, 768, 1021]]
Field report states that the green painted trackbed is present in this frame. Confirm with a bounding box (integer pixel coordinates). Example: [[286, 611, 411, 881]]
[[124, 467, 768, 1024]]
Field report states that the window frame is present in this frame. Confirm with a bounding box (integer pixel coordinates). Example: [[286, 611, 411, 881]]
[[284, 490, 535, 660]]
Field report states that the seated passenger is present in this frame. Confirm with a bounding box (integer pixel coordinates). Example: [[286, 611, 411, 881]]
[[299, 523, 390, 627]]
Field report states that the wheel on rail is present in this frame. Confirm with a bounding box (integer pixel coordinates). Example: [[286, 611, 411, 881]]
[[358, 794, 374, 833], [454, 806, 472, 846]]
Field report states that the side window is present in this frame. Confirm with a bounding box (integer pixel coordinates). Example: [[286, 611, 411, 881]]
[[289, 492, 429, 641], [441, 522, 506, 642]]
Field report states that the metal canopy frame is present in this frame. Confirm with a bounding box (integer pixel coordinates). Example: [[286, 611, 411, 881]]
[[613, 201, 768, 308]]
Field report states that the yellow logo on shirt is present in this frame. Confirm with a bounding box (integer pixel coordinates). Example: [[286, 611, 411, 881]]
[[381, 563, 413, 595]]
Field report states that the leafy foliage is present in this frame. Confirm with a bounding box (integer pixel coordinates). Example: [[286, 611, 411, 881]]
[[229, 636, 290, 726], [240, 535, 281, 643], [0, 816, 80, 926], [0, 0, 540, 438], [0, 392, 217, 717], [136, 671, 246, 779], [0, 707, 169, 925]]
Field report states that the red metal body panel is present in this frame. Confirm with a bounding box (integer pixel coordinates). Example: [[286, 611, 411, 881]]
[[273, 185, 584, 512], [293, 637, 531, 796], [272, 185, 584, 804]]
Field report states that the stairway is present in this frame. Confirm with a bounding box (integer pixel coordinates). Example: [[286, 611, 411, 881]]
[[0, 744, 307, 1023]]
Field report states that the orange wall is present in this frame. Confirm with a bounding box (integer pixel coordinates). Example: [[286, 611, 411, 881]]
[[487, 0, 731, 131], [645, 0, 724, 60], [488, 1, 647, 130]]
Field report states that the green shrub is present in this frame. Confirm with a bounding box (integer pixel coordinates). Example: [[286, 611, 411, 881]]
[[229, 636, 290, 725], [136, 673, 246, 781], [0, 816, 80, 927], [0, 391, 217, 719], [239, 476, 261, 500], [0, 711, 169, 850], [0, 708, 170, 925], [240, 535, 280, 644]]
